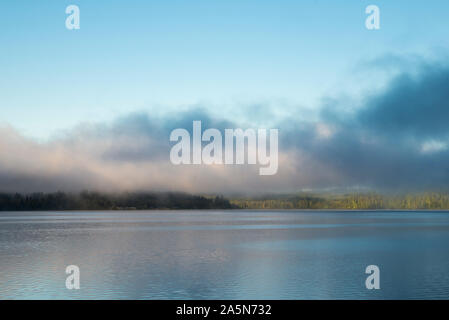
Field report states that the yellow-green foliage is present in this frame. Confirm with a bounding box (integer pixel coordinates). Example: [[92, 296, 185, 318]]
[[230, 193, 449, 210]]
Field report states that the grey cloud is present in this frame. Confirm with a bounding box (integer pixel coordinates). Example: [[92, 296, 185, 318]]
[[281, 61, 449, 191], [2, 57, 449, 193], [358, 66, 449, 139]]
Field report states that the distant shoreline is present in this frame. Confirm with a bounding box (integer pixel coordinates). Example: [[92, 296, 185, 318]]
[[2, 191, 449, 211], [2, 208, 449, 212]]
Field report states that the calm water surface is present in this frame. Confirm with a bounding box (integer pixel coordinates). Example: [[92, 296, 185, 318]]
[[1, 210, 449, 299]]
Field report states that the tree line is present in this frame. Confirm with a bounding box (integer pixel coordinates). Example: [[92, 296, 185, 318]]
[[0, 191, 233, 211], [2, 191, 449, 211], [231, 192, 449, 210]]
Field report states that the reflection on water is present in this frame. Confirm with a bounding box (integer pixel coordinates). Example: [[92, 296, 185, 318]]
[[1, 210, 449, 299]]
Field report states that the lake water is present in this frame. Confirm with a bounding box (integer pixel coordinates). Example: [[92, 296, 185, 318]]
[[0, 210, 449, 299]]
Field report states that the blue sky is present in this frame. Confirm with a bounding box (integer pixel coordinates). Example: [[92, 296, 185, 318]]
[[2, 1, 449, 193], [2, 0, 449, 139]]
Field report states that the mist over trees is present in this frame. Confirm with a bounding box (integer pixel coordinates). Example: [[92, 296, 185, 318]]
[[0, 191, 233, 211], [2, 191, 449, 211]]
